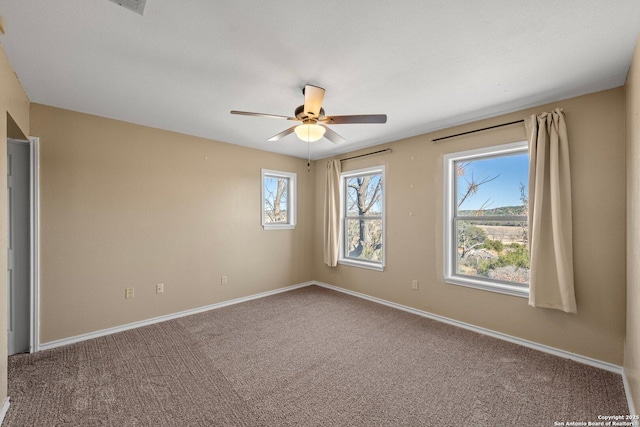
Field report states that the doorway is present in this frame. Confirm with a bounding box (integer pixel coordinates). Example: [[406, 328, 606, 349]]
[[7, 137, 39, 355]]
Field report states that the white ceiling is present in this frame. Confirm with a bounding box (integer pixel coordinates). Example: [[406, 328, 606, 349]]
[[2, 1, 639, 159]]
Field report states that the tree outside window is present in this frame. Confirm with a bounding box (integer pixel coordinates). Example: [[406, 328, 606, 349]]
[[340, 166, 385, 270], [264, 176, 289, 223], [261, 169, 296, 230]]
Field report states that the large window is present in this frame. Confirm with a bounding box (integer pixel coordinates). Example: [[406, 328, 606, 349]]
[[261, 169, 296, 230], [443, 142, 529, 297], [339, 166, 385, 271]]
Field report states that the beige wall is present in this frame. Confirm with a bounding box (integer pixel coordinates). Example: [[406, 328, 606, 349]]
[[626, 35, 640, 414], [30, 104, 314, 343], [0, 42, 29, 405], [314, 88, 627, 365]]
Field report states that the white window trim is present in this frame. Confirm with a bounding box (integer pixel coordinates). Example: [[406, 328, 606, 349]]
[[261, 169, 296, 230], [443, 141, 529, 298], [338, 165, 385, 271]]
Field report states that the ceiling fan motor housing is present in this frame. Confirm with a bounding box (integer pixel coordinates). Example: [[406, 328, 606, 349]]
[[295, 105, 325, 122]]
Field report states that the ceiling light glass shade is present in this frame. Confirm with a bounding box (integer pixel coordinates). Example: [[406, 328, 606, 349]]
[[294, 123, 325, 142]]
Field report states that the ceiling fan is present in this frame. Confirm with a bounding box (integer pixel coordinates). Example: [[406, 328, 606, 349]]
[[230, 84, 387, 144]]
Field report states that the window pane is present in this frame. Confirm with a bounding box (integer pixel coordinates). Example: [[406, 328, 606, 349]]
[[456, 153, 528, 217], [264, 176, 289, 223], [345, 218, 383, 262], [345, 174, 383, 217], [455, 220, 529, 284]]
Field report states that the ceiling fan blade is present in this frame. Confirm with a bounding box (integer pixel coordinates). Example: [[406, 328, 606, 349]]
[[267, 126, 298, 142], [321, 114, 387, 124], [303, 85, 325, 118], [230, 110, 297, 121], [320, 125, 345, 144]]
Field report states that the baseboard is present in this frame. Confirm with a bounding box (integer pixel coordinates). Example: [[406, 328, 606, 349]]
[[0, 397, 10, 424], [312, 281, 623, 375], [40, 279, 623, 374], [34, 278, 633, 413], [623, 368, 637, 416], [39, 281, 314, 351]]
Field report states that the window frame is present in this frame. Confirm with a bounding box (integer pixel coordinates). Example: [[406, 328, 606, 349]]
[[261, 169, 296, 230], [338, 165, 386, 271], [443, 141, 529, 298]]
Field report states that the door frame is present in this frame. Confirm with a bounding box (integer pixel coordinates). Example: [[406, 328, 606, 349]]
[[28, 136, 40, 353], [9, 136, 40, 353]]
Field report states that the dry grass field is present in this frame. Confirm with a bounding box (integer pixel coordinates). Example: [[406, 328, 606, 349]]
[[477, 224, 527, 245]]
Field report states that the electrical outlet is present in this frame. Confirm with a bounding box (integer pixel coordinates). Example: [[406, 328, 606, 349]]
[[221, 276, 228, 285], [412, 280, 419, 290], [156, 283, 164, 294], [125, 287, 135, 299]]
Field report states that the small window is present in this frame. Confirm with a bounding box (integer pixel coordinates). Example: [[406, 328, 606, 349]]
[[339, 166, 385, 271], [443, 142, 529, 297], [261, 169, 296, 230]]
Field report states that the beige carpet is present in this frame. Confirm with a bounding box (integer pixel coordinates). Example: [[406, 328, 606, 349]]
[[5, 286, 629, 426]]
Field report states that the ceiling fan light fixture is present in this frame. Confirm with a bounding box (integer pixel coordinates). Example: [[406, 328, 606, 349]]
[[294, 123, 325, 142]]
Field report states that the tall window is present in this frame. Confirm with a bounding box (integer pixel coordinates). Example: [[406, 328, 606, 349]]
[[443, 142, 529, 297], [339, 166, 385, 271], [261, 169, 296, 230]]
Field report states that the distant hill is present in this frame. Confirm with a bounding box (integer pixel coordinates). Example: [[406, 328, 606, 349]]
[[459, 205, 526, 218], [458, 205, 524, 216]]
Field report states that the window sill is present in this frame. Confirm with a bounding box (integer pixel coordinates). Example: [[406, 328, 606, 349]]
[[262, 224, 296, 230], [445, 275, 529, 298], [338, 258, 384, 272]]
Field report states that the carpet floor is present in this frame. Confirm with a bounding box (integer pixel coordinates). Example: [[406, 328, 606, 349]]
[[5, 285, 629, 426]]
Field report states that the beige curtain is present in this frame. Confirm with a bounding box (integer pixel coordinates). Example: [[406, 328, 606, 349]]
[[324, 159, 341, 267], [525, 108, 576, 313]]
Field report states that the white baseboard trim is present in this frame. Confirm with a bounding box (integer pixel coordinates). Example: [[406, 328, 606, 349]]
[[34, 279, 633, 414], [623, 368, 637, 416], [312, 281, 623, 375], [40, 279, 623, 374], [0, 397, 10, 424], [39, 281, 314, 351]]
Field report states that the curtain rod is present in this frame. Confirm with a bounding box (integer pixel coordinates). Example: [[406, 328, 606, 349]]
[[340, 148, 392, 162], [431, 108, 564, 143], [431, 120, 524, 143]]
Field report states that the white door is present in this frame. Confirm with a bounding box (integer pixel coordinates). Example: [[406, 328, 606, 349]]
[[8, 139, 30, 355]]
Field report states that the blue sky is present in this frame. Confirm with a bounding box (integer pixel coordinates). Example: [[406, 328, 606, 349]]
[[457, 152, 529, 210], [264, 177, 288, 209], [346, 174, 383, 215]]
